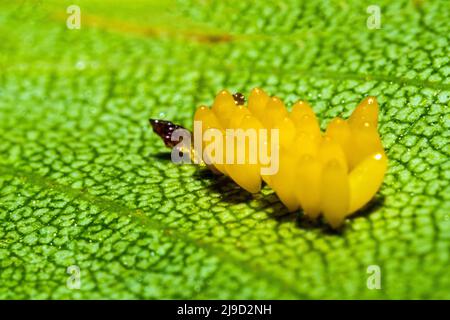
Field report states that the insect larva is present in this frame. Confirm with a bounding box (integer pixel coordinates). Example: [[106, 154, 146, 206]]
[[149, 119, 187, 148], [151, 88, 388, 228]]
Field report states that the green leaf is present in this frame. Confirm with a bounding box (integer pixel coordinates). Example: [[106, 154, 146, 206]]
[[0, 0, 449, 299]]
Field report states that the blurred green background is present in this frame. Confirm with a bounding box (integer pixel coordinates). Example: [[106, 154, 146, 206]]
[[0, 0, 449, 299]]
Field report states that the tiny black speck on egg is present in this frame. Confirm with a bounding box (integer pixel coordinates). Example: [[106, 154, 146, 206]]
[[232, 92, 246, 105]]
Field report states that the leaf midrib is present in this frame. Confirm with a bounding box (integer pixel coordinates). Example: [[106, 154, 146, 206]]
[[2, 62, 449, 91], [4, 4, 448, 91]]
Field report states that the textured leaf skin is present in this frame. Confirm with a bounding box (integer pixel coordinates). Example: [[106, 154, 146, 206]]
[[0, 0, 449, 299]]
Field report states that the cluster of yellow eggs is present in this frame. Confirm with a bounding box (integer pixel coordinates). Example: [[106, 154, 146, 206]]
[[193, 88, 387, 228]]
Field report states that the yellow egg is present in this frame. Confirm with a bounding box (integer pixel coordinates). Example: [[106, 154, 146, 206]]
[[320, 160, 350, 228], [271, 148, 300, 212], [248, 87, 269, 120], [348, 152, 387, 214], [212, 90, 236, 127], [262, 97, 288, 128], [295, 155, 322, 218]]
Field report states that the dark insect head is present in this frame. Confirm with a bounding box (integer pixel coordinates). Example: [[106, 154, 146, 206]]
[[149, 119, 187, 148]]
